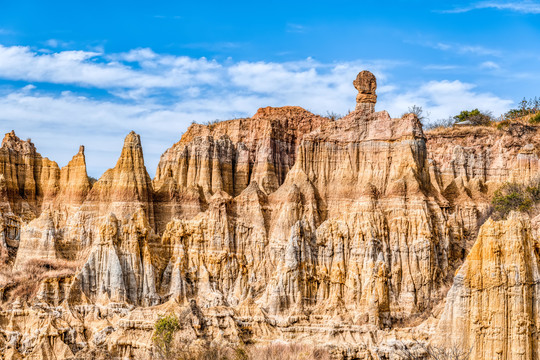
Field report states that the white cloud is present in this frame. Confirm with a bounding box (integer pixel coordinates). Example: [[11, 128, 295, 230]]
[[423, 64, 460, 70], [0, 45, 221, 90], [379, 80, 513, 123], [431, 42, 500, 56], [480, 61, 500, 69], [442, 1, 540, 14]]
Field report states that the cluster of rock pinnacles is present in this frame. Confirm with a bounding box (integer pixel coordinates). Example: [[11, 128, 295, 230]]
[[0, 70, 539, 359]]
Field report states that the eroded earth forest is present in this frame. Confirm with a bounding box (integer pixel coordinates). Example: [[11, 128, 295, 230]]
[[1, 71, 540, 359]]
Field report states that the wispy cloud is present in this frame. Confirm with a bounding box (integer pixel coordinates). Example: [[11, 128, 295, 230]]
[[286, 23, 307, 33], [432, 42, 501, 56], [423, 64, 461, 70], [180, 42, 243, 51], [0, 45, 222, 91], [442, 1, 540, 14], [153, 15, 182, 19], [480, 61, 501, 69], [45, 39, 74, 49]]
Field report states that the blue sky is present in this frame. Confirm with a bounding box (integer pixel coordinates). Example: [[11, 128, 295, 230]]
[[0, 0, 539, 177]]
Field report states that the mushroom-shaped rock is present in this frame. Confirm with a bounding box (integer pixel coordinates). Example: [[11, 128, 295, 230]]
[[353, 70, 377, 113]]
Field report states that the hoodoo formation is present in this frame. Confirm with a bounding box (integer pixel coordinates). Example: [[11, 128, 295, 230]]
[[1, 70, 540, 359]]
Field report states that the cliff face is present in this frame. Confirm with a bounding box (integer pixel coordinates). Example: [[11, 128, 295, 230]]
[[1, 71, 540, 359], [427, 125, 540, 237], [437, 212, 540, 360], [0, 131, 60, 219], [153, 106, 331, 232]]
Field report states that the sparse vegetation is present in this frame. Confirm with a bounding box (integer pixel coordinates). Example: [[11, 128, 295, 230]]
[[325, 111, 343, 121], [248, 343, 331, 360], [491, 179, 540, 219], [453, 108, 493, 126], [148, 332, 330, 360], [423, 116, 455, 130], [0, 258, 80, 301], [392, 340, 472, 360], [153, 314, 182, 360], [530, 112, 540, 124], [504, 97, 540, 120], [88, 176, 98, 186], [406, 105, 430, 122], [202, 119, 224, 131]]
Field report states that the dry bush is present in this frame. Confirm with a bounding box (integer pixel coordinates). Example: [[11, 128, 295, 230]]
[[149, 341, 243, 360], [248, 343, 331, 360], [0, 258, 80, 301], [392, 340, 472, 360], [146, 340, 330, 360], [177, 344, 242, 360]]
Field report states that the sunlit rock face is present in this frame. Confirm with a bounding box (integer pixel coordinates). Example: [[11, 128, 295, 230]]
[[437, 212, 540, 360], [2, 70, 540, 359]]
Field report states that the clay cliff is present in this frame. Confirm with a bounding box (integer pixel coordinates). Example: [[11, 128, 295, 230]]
[[437, 212, 540, 360], [1, 71, 540, 360]]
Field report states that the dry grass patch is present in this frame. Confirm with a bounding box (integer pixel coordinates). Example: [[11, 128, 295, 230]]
[[0, 258, 80, 301], [248, 343, 331, 360]]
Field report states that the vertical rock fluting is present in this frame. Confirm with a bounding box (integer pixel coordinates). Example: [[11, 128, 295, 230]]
[[13, 146, 91, 267], [71, 209, 161, 306], [0, 131, 61, 220], [437, 212, 540, 360], [426, 125, 540, 240], [152, 106, 331, 233], [282, 108, 452, 322]]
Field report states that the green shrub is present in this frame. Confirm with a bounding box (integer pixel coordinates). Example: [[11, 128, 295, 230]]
[[453, 109, 493, 126], [492, 181, 540, 219], [530, 112, 540, 124], [153, 314, 181, 359]]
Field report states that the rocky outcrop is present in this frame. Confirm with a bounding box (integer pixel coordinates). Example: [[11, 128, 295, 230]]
[[152, 106, 331, 232], [353, 70, 377, 113], [437, 212, 540, 360], [81, 131, 154, 227], [0, 131, 60, 220], [426, 124, 540, 246]]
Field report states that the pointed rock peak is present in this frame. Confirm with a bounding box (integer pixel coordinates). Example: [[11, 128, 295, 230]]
[[99, 213, 119, 243], [129, 207, 150, 226], [58, 144, 90, 205], [112, 131, 148, 174], [3, 130, 17, 142], [116, 131, 145, 166], [123, 131, 142, 147]]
